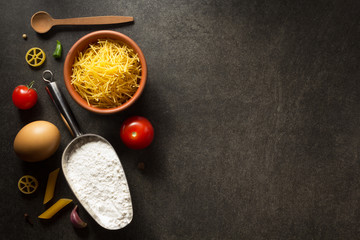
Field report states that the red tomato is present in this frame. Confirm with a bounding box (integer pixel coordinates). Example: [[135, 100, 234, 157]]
[[120, 116, 154, 149], [12, 82, 38, 110]]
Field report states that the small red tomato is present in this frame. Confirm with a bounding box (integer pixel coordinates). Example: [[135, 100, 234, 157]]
[[12, 81, 38, 110], [120, 116, 154, 150]]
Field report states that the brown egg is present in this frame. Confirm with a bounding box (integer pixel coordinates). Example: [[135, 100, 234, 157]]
[[14, 120, 61, 162]]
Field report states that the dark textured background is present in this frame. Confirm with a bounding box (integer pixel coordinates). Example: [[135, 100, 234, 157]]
[[0, 0, 359, 239]]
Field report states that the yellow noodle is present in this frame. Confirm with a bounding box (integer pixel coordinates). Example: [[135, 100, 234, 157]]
[[71, 39, 141, 108]]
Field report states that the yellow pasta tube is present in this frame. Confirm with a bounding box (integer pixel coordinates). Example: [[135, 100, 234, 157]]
[[38, 198, 73, 219], [43, 168, 60, 204]]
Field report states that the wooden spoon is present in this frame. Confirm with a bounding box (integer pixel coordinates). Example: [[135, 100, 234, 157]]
[[31, 11, 134, 34]]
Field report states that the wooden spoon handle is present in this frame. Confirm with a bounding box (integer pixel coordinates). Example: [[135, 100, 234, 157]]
[[53, 16, 133, 26]]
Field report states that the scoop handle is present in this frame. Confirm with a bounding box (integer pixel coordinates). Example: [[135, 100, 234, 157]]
[[45, 81, 83, 137]]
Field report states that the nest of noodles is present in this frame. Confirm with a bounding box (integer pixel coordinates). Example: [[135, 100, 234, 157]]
[[71, 39, 142, 108]]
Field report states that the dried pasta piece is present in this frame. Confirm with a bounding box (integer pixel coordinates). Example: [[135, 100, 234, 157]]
[[18, 175, 38, 194], [43, 168, 60, 204], [38, 199, 72, 219]]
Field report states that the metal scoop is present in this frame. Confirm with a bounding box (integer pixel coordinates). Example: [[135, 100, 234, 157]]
[[43, 70, 133, 230]]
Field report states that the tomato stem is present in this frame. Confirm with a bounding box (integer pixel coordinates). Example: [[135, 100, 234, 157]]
[[27, 81, 36, 91]]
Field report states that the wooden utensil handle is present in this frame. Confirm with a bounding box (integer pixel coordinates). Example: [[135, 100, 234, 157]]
[[54, 16, 133, 25]]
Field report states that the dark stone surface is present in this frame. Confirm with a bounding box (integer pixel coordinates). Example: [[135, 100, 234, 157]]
[[0, 0, 359, 239]]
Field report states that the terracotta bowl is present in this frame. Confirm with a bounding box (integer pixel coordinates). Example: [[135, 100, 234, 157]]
[[63, 30, 147, 114]]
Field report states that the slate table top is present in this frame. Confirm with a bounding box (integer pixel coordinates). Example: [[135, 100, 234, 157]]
[[0, 1, 359, 239]]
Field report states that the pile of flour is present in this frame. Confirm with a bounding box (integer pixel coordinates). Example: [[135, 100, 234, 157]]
[[64, 140, 132, 229]]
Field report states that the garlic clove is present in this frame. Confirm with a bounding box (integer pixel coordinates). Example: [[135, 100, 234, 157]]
[[70, 205, 87, 228]]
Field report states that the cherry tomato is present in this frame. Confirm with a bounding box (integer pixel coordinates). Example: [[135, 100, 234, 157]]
[[12, 82, 38, 110], [120, 116, 154, 149]]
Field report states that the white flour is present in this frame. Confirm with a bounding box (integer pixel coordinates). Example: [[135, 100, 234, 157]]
[[64, 140, 132, 230]]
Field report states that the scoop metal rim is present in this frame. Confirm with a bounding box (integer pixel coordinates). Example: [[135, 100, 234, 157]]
[[61, 133, 133, 230]]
